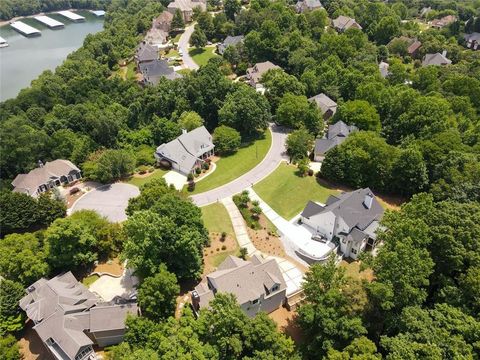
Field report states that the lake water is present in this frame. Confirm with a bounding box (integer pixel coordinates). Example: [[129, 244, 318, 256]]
[[0, 11, 104, 101]]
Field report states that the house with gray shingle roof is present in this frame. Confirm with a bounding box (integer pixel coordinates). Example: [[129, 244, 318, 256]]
[[192, 254, 286, 317], [154, 125, 214, 175], [422, 50, 452, 66], [300, 188, 384, 260], [134, 41, 158, 65], [308, 93, 337, 120], [332, 15, 362, 32], [139, 58, 181, 86], [19, 272, 138, 360], [217, 35, 244, 55], [12, 159, 81, 198], [464, 32, 480, 50], [246, 61, 281, 89], [295, 0, 323, 13], [313, 120, 357, 161], [167, 0, 206, 22]]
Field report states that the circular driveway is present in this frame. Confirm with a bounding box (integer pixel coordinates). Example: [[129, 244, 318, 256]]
[[71, 183, 140, 222]]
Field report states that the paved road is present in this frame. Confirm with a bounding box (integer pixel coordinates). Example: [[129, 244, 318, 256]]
[[178, 24, 199, 70], [191, 124, 289, 206]]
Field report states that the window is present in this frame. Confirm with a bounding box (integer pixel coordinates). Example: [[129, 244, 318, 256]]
[[271, 285, 279, 292], [352, 248, 357, 254], [252, 299, 258, 304]]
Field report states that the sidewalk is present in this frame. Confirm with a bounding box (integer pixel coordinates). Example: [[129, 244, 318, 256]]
[[221, 197, 305, 296]]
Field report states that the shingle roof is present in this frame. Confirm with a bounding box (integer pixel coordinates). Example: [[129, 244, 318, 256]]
[[308, 93, 337, 115], [19, 272, 138, 360], [295, 0, 323, 12], [379, 61, 389, 78], [195, 255, 286, 308], [139, 59, 181, 85], [12, 159, 80, 196], [155, 126, 214, 173], [314, 121, 357, 156], [167, 0, 206, 12], [301, 200, 324, 218], [422, 52, 452, 66], [217, 35, 244, 54], [332, 15, 362, 31], [135, 42, 158, 63], [246, 61, 281, 85], [301, 188, 384, 231]]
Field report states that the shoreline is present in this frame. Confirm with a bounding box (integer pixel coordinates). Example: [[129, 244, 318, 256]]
[[0, 8, 99, 27]]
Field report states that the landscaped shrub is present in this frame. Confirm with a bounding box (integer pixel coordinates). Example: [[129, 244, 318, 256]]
[[202, 162, 210, 170], [187, 180, 196, 192], [221, 245, 227, 250], [308, 169, 314, 176], [220, 232, 227, 241], [195, 167, 202, 175], [240, 247, 248, 260], [187, 173, 194, 181], [138, 165, 149, 174]]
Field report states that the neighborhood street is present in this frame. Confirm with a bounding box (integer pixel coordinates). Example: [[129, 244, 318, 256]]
[[190, 124, 289, 206], [178, 24, 199, 70]]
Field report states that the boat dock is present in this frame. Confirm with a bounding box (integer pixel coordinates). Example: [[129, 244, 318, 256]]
[[0, 36, 8, 48], [10, 21, 41, 37], [34, 15, 65, 29], [57, 10, 85, 22], [90, 10, 106, 17]]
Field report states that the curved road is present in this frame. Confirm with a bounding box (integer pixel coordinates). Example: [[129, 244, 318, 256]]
[[178, 24, 199, 70], [191, 124, 289, 206]]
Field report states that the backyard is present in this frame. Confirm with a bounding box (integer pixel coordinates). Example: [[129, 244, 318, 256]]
[[189, 46, 220, 67], [253, 163, 340, 220], [201, 202, 239, 274], [188, 130, 272, 194], [126, 168, 167, 188]]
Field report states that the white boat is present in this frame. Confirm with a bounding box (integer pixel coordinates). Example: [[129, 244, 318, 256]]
[[0, 36, 8, 48]]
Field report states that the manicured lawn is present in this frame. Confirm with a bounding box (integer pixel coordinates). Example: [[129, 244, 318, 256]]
[[172, 32, 183, 43], [189, 130, 272, 194], [189, 46, 219, 67], [253, 163, 340, 220], [82, 274, 99, 287], [201, 202, 235, 237], [177, 68, 191, 76], [126, 169, 168, 188], [164, 48, 179, 58], [211, 249, 240, 267]]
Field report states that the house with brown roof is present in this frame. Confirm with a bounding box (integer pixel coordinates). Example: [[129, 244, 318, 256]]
[[246, 61, 281, 89], [145, 11, 173, 46], [12, 159, 81, 198], [388, 36, 422, 57], [431, 15, 456, 29], [192, 255, 287, 317], [19, 272, 138, 360], [332, 15, 362, 32], [167, 0, 206, 22], [134, 41, 159, 65]]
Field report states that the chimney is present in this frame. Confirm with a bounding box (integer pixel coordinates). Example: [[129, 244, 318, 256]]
[[182, 129, 188, 135], [38, 160, 44, 168], [442, 50, 447, 57], [363, 193, 373, 209]]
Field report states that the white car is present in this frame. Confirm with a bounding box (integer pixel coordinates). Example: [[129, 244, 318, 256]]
[[178, 49, 183, 56]]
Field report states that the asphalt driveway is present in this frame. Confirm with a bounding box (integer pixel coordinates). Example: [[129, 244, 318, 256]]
[[178, 24, 199, 70], [71, 183, 140, 222], [191, 124, 289, 206]]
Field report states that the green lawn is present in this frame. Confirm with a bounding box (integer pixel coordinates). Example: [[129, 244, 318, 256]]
[[126, 169, 168, 188], [189, 46, 219, 67], [211, 249, 240, 267], [253, 163, 340, 220], [177, 68, 191, 76], [82, 274, 99, 287], [189, 130, 272, 194], [172, 32, 183, 43], [201, 202, 235, 237]]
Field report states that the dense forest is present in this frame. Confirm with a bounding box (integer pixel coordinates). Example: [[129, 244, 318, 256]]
[[1, 0, 479, 358], [0, 0, 108, 20]]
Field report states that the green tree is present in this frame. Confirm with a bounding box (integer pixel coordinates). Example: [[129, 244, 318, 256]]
[[0, 279, 26, 335], [138, 265, 180, 322], [191, 26, 208, 49], [285, 128, 314, 162], [373, 16, 401, 45], [178, 111, 204, 131], [213, 125, 241, 154], [325, 337, 381, 359], [171, 9, 185, 30], [0, 233, 49, 286], [219, 85, 270, 137], [224, 0, 241, 20], [0, 334, 22, 360], [298, 256, 368, 359], [84, 149, 136, 183], [390, 147, 428, 196], [334, 100, 381, 132], [276, 93, 323, 134], [262, 69, 306, 112]]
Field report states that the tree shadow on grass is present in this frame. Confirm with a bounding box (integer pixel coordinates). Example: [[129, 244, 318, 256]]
[[188, 47, 206, 57]]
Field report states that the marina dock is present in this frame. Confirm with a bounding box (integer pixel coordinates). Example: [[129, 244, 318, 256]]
[[0, 36, 8, 48], [10, 21, 41, 37], [58, 10, 85, 22], [90, 10, 106, 17], [34, 15, 65, 29]]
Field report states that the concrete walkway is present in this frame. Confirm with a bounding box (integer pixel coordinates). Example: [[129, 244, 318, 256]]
[[191, 124, 289, 206], [221, 196, 305, 296], [247, 188, 311, 267], [178, 24, 199, 70]]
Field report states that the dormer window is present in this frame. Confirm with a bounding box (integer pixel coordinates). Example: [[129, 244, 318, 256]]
[[252, 299, 258, 304]]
